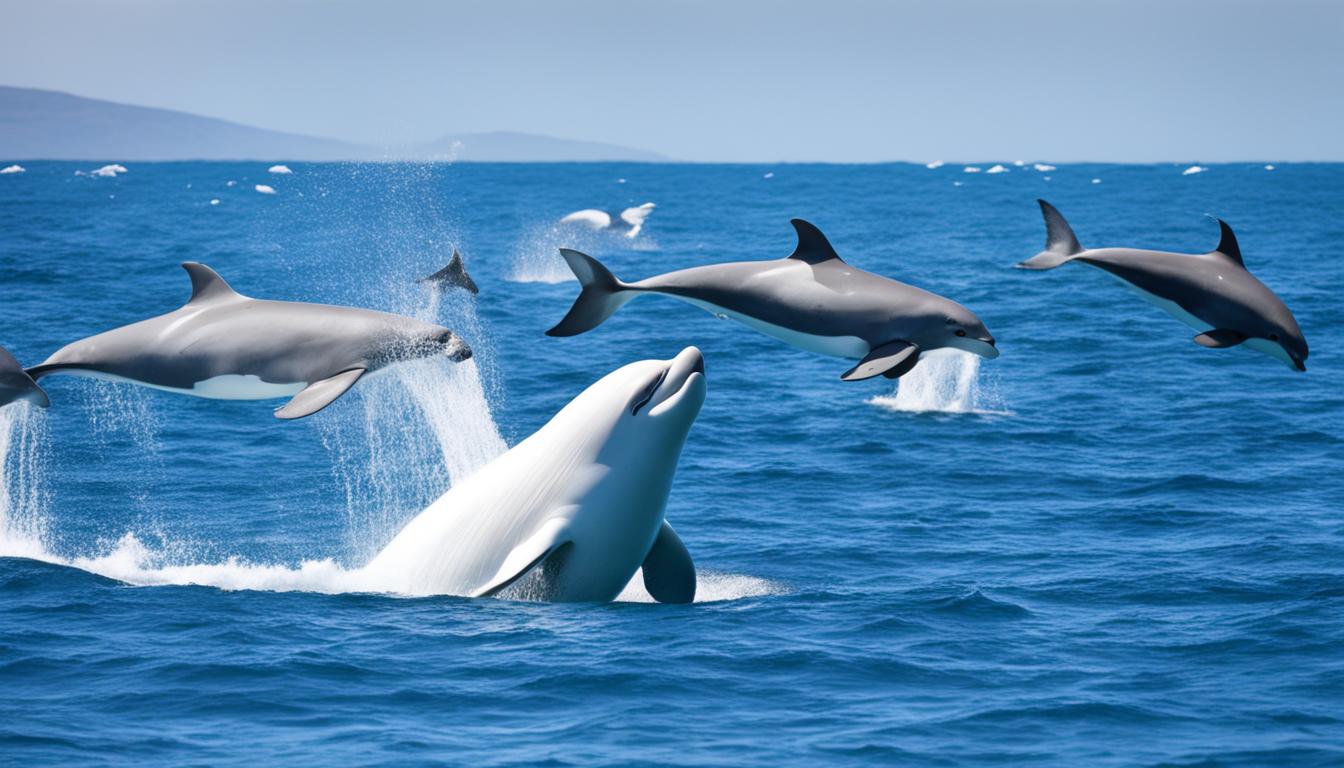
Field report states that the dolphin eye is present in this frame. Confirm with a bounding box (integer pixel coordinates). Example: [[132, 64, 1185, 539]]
[[955, 329, 967, 337], [631, 371, 666, 415]]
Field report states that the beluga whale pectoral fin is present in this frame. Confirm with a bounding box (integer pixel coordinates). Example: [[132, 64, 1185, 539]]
[[841, 340, 920, 381], [641, 521, 696, 604], [787, 219, 846, 265], [1206, 215, 1245, 268], [273, 368, 366, 420], [472, 516, 574, 598], [418, 250, 479, 294], [182, 262, 246, 305], [1016, 200, 1084, 269], [1194, 329, 1247, 348]]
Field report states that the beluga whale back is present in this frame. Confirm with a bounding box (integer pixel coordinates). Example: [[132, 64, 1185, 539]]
[[362, 346, 706, 603], [547, 219, 998, 380], [28, 262, 473, 418], [1017, 200, 1308, 371]]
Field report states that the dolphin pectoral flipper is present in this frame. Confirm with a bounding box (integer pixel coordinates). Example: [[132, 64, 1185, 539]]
[[841, 341, 920, 381], [1194, 329, 1247, 348], [472, 516, 574, 598], [273, 368, 366, 420], [641, 521, 695, 604]]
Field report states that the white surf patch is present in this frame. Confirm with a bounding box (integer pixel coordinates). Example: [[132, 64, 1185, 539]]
[[963, 166, 982, 173], [1033, 163, 1056, 172], [867, 350, 1009, 416], [255, 184, 276, 194], [925, 160, 944, 169], [1182, 165, 1208, 176], [0, 164, 24, 175], [986, 164, 1009, 174], [1264, 164, 1276, 171], [268, 164, 293, 174], [89, 164, 128, 178]]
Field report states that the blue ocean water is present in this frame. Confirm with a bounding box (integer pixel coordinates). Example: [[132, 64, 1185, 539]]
[[0, 161, 1341, 766]]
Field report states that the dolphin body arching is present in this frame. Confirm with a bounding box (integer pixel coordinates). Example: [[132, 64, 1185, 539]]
[[547, 219, 998, 381], [1016, 200, 1308, 371], [362, 346, 706, 603], [28, 263, 472, 419], [0, 346, 48, 409]]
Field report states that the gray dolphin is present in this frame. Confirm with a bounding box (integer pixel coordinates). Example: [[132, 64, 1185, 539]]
[[547, 219, 998, 380], [1017, 200, 1308, 371], [28, 262, 472, 419], [418, 250, 479, 294], [0, 346, 48, 409]]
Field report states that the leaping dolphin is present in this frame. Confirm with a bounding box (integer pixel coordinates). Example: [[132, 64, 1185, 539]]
[[28, 262, 472, 419], [547, 219, 998, 381], [1017, 200, 1308, 371], [418, 250, 479, 294], [0, 346, 48, 409], [561, 202, 655, 238], [362, 346, 706, 603]]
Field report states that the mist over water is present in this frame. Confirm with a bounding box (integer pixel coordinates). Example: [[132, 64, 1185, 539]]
[[867, 350, 1010, 416]]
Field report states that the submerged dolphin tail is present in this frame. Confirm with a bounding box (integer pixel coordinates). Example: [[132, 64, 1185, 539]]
[[1016, 199, 1084, 269], [419, 250, 480, 294], [546, 249, 635, 337]]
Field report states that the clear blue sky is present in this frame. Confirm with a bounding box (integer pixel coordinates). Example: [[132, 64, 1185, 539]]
[[3, 0, 1340, 161]]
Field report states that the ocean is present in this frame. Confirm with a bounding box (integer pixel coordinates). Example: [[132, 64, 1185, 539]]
[[0, 161, 1340, 766]]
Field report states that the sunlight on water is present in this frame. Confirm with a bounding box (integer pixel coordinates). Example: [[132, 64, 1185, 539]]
[[867, 350, 1010, 416]]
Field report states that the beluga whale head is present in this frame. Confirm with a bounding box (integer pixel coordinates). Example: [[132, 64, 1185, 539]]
[[361, 346, 707, 603]]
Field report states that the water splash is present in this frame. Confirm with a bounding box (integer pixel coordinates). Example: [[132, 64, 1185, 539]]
[[508, 221, 658, 283], [0, 404, 51, 558], [867, 350, 1010, 416]]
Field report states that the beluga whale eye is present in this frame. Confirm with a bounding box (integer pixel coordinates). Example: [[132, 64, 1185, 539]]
[[630, 370, 667, 415]]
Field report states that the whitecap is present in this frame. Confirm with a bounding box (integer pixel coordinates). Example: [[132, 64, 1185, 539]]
[[89, 164, 128, 177], [254, 184, 276, 195], [963, 166, 982, 173], [1033, 163, 1056, 172], [986, 164, 1009, 174], [925, 160, 945, 169], [1264, 164, 1276, 171], [1012, 159, 1025, 167], [1091, 178, 1102, 184], [0, 164, 24, 175], [1181, 165, 1207, 175], [268, 164, 293, 174], [209, 199, 220, 206], [763, 171, 774, 179]]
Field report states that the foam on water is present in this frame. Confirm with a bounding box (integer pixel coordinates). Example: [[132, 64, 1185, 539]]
[[867, 350, 1009, 416]]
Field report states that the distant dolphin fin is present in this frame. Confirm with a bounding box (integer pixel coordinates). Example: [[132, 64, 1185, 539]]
[[419, 250, 479, 294], [1016, 200, 1084, 269], [274, 367, 365, 420], [1206, 216, 1244, 268], [841, 340, 920, 381], [472, 516, 574, 598], [641, 520, 696, 604], [1193, 329, 1247, 348], [546, 249, 636, 336], [0, 346, 49, 408], [619, 202, 655, 238], [182, 262, 245, 305], [787, 219, 845, 265]]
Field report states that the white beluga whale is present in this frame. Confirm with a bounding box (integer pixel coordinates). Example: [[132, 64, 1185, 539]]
[[560, 202, 655, 238], [547, 219, 998, 381], [1017, 200, 1308, 371], [0, 346, 48, 409], [362, 347, 706, 603], [28, 262, 472, 419]]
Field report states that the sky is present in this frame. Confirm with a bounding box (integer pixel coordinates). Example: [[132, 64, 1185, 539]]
[[2, 0, 1341, 162]]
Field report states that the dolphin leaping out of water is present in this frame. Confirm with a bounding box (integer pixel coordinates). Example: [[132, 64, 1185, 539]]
[[547, 219, 998, 381], [28, 262, 472, 419], [418, 250, 479, 294], [1016, 200, 1308, 371], [0, 346, 48, 409], [362, 346, 706, 603], [561, 202, 655, 238]]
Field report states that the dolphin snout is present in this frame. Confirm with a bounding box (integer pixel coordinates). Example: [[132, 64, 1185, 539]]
[[439, 331, 472, 362]]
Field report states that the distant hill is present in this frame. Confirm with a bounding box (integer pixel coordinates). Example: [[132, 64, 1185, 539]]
[[0, 86, 665, 162]]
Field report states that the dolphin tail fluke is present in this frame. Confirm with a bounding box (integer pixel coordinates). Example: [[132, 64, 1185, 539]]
[[419, 250, 480, 294], [545, 249, 635, 337], [1016, 199, 1084, 269]]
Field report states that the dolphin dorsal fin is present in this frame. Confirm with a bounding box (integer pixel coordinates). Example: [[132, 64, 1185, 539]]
[[182, 262, 244, 305], [1208, 216, 1244, 268], [787, 219, 845, 265]]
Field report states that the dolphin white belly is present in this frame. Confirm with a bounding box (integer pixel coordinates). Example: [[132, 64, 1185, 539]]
[[680, 297, 869, 359], [54, 370, 306, 400]]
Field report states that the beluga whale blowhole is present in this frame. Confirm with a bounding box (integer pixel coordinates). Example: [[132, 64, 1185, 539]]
[[28, 262, 473, 419], [362, 346, 707, 603], [1017, 200, 1308, 371], [547, 219, 998, 381]]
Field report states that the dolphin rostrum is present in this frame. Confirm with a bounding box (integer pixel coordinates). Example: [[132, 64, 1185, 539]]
[[1017, 200, 1308, 371], [418, 250, 479, 294], [28, 262, 472, 419], [560, 202, 655, 238], [362, 346, 706, 603], [0, 346, 48, 409], [547, 219, 998, 380]]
